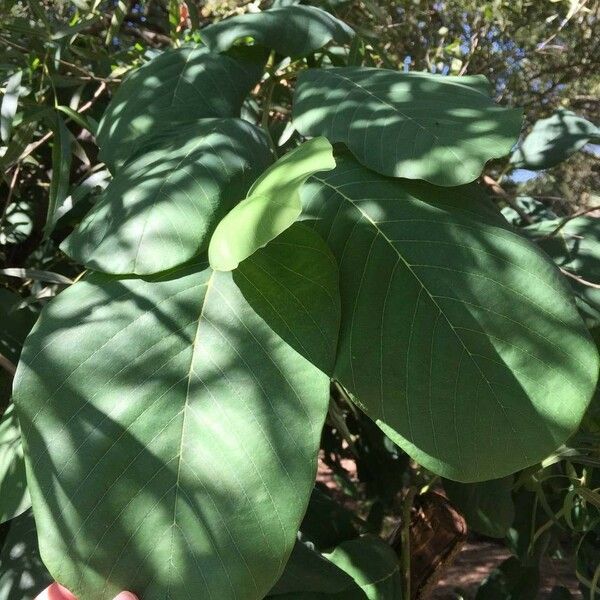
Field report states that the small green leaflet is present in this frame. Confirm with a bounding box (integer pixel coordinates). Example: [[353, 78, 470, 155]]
[[14, 225, 340, 600], [200, 5, 354, 58], [96, 45, 266, 171], [511, 109, 600, 170], [301, 154, 598, 482], [209, 137, 334, 271], [293, 68, 522, 187], [63, 119, 272, 275]]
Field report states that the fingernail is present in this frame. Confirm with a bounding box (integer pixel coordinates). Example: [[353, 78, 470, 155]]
[[113, 593, 139, 600]]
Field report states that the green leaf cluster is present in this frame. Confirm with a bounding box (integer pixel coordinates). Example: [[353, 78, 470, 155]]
[[1, 3, 598, 599]]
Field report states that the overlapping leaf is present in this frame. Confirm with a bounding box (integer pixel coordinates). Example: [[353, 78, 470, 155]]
[[63, 119, 272, 275], [209, 137, 334, 271], [96, 46, 266, 170], [14, 225, 339, 600], [301, 154, 598, 482], [200, 5, 354, 58], [511, 109, 600, 170], [293, 68, 522, 186], [268, 535, 402, 599]]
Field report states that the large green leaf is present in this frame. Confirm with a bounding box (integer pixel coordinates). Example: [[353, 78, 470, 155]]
[[209, 137, 334, 272], [0, 511, 52, 600], [200, 5, 354, 58], [523, 216, 600, 329], [0, 404, 30, 524], [96, 46, 265, 171], [14, 225, 339, 600], [443, 476, 514, 538], [63, 119, 272, 275], [510, 109, 600, 170], [301, 154, 598, 482], [293, 68, 522, 186]]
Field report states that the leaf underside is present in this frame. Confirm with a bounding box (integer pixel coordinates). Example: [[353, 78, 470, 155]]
[[301, 154, 598, 482], [209, 137, 335, 272], [293, 68, 523, 187], [14, 225, 339, 600]]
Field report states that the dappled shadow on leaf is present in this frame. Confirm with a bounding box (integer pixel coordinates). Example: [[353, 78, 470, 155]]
[[96, 45, 267, 172], [293, 68, 523, 187], [13, 248, 332, 599]]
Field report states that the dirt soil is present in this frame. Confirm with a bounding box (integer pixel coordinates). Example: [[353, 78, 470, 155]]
[[430, 542, 581, 599]]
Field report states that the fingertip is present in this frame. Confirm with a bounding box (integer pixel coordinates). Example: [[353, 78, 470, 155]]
[[113, 593, 139, 600], [35, 583, 78, 600]]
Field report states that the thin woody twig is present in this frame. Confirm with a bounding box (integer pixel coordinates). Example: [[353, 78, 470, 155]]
[[0, 352, 16, 377], [482, 174, 534, 224], [559, 267, 600, 289], [541, 205, 600, 239]]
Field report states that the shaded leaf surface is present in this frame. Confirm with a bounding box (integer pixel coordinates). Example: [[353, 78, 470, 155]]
[[96, 46, 265, 170], [209, 137, 334, 272], [268, 535, 401, 599], [293, 68, 522, 186], [510, 109, 599, 170], [14, 226, 339, 600], [201, 5, 354, 58], [301, 154, 598, 482], [63, 119, 272, 275]]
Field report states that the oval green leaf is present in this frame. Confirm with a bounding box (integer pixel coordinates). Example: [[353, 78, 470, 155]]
[[63, 119, 272, 275], [209, 137, 335, 271], [301, 154, 598, 482], [14, 225, 339, 600], [510, 109, 600, 170], [96, 46, 266, 171], [201, 5, 354, 58], [293, 68, 523, 187]]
